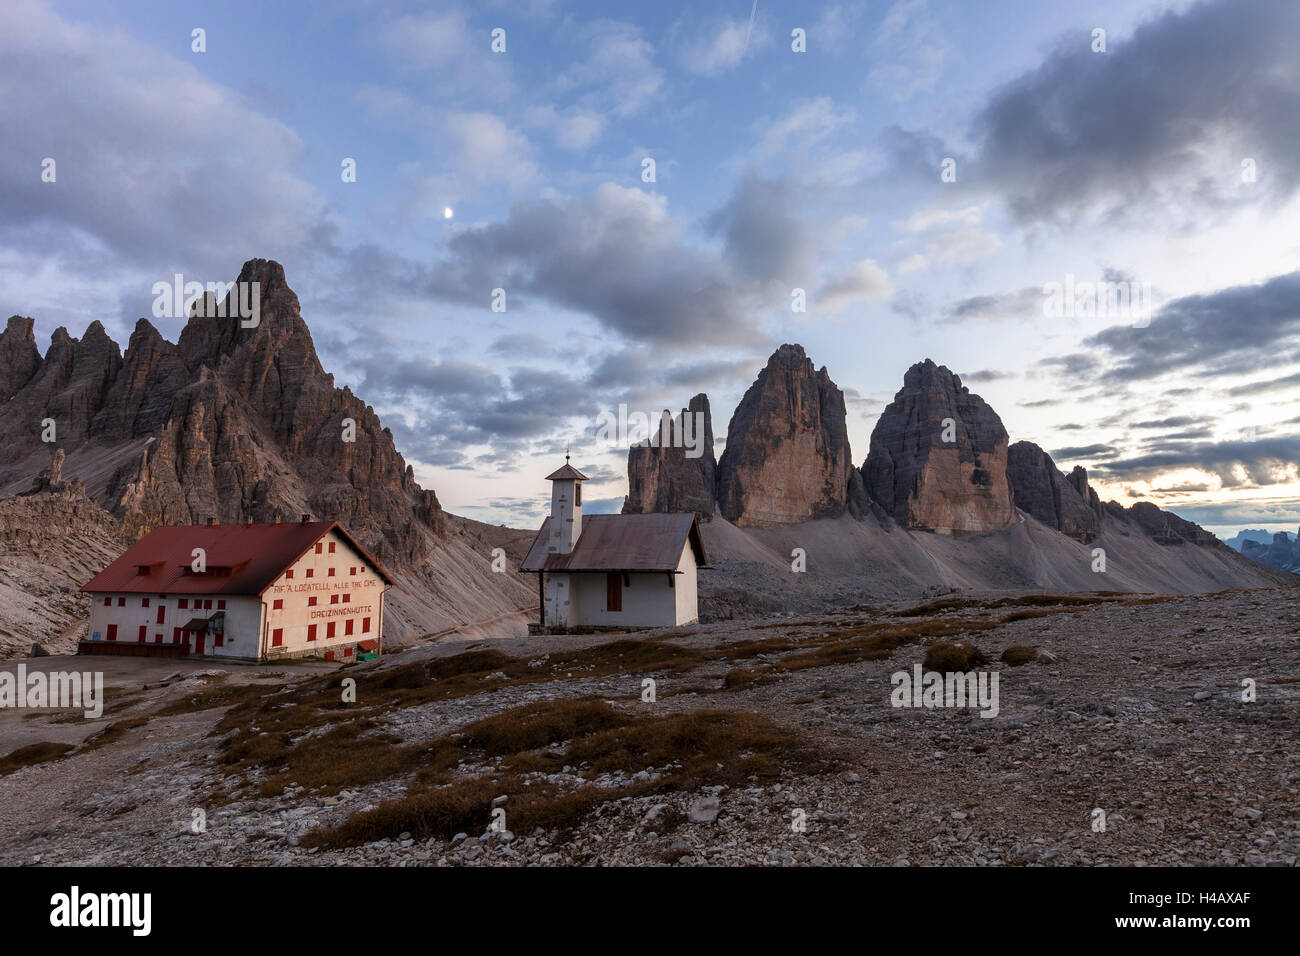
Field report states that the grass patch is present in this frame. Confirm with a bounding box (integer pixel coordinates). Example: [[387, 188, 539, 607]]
[[923, 642, 989, 671], [300, 703, 827, 849], [0, 741, 74, 775], [1000, 645, 1038, 666], [81, 717, 150, 752]]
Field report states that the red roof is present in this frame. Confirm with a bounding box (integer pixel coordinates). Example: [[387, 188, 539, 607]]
[[520, 513, 707, 572], [357, 639, 378, 651], [81, 521, 394, 595]]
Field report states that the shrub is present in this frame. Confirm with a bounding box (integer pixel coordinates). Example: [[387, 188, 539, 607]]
[[923, 641, 988, 671], [1000, 645, 1038, 666]]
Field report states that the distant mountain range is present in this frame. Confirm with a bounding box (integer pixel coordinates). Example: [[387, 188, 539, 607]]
[[624, 344, 1294, 611]]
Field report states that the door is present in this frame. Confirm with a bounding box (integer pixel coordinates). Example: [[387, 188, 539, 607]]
[[194, 633, 205, 655], [606, 573, 622, 612]]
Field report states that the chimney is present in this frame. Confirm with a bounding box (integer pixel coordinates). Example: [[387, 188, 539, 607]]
[[300, 513, 311, 523]]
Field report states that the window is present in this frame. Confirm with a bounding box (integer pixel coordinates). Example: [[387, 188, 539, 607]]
[[285, 569, 294, 579], [117, 597, 126, 607], [156, 605, 165, 624], [179, 599, 188, 609], [342, 594, 351, 604], [330, 594, 339, 605], [142, 598, 150, 608], [350, 567, 356, 575], [345, 619, 354, 636], [217, 600, 225, 610], [575, 482, 582, 506], [214, 634, 224, 648], [308, 596, 317, 607], [305, 569, 314, 578], [362, 617, 371, 633], [103, 597, 111, 606], [204, 600, 212, 610], [327, 567, 335, 577], [606, 573, 622, 612], [273, 599, 283, 610], [344, 647, 353, 657], [137, 626, 147, 642], [328, 542, 336, 554], [327, 622, 336, 639], [307, 624, 317, 642], [154, 634, 162, 643], [106, 624, 118, 641], [272, 627, 284, 647], [173, 627, 181, 643], [315, 543, 323, 554]]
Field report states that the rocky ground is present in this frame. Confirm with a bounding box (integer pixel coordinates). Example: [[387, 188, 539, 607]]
[[1, 586, 1297, 867]]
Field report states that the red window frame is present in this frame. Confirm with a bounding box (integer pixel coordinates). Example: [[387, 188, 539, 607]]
[[142, 598, 150, 608], [328, 567, 335, 577], [307, 624, 317, 642], [305, 568, 314, 578], [117, 597, 126, 607], [179, 598, 188, 609], [217, 599, 226, 609], [345, 619, 354, 636], [342, 593, 351, 604], [272, 627, 284, 647], [137, 625, 147, 642], [273, 599, 283, 610], [103, 596, 111, 606], [330, 594, 339, 605], [106, 624, 118, 641], [326, 622, 336, 639], [315, 543, 323, 554], [308, 596, 317, 606], [362, 617, 371, 633], [285, 569, 294, 579]]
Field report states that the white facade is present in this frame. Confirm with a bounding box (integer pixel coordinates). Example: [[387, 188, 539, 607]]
[[548, 541, 699, 629], [85, 528, 388, 661]]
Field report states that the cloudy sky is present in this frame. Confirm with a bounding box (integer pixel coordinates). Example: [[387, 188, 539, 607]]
[[4, 0, 1300, 536]]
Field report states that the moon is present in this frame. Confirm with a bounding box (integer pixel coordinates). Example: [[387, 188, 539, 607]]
[[443, 207, 454, 219]]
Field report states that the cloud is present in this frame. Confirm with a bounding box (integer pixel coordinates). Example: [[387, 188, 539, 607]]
[[1084, 270, 1300, 383], [559, 20, 665, 118], [1094, 434, 1300, 487], [706, 171, 815, 285], [0, 0, 333, 290], [945, 287, 1044, 322], [755, 98, 854, 158], [675, 11, 769, 75], [868, 0, 948, 101], [817, 260, 893, 313], [430, 183, 766, 346], [963, 369, 1012, 383], [967, 0, 1300, 225]]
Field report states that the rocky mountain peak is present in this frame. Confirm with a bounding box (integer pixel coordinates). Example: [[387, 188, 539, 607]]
[[863, 358, 1015, 533], [0, 315, 41, 402], [715, 343, 861, 525], [623, 393, 717, 519]]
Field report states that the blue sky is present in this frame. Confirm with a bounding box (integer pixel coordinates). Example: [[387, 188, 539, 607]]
[[4, 0, 1300, 536]]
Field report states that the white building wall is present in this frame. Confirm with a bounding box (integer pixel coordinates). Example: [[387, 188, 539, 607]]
[[261, 528, 388, 660], [544, 573, 571, 628], [674, 544, 700, 625]]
